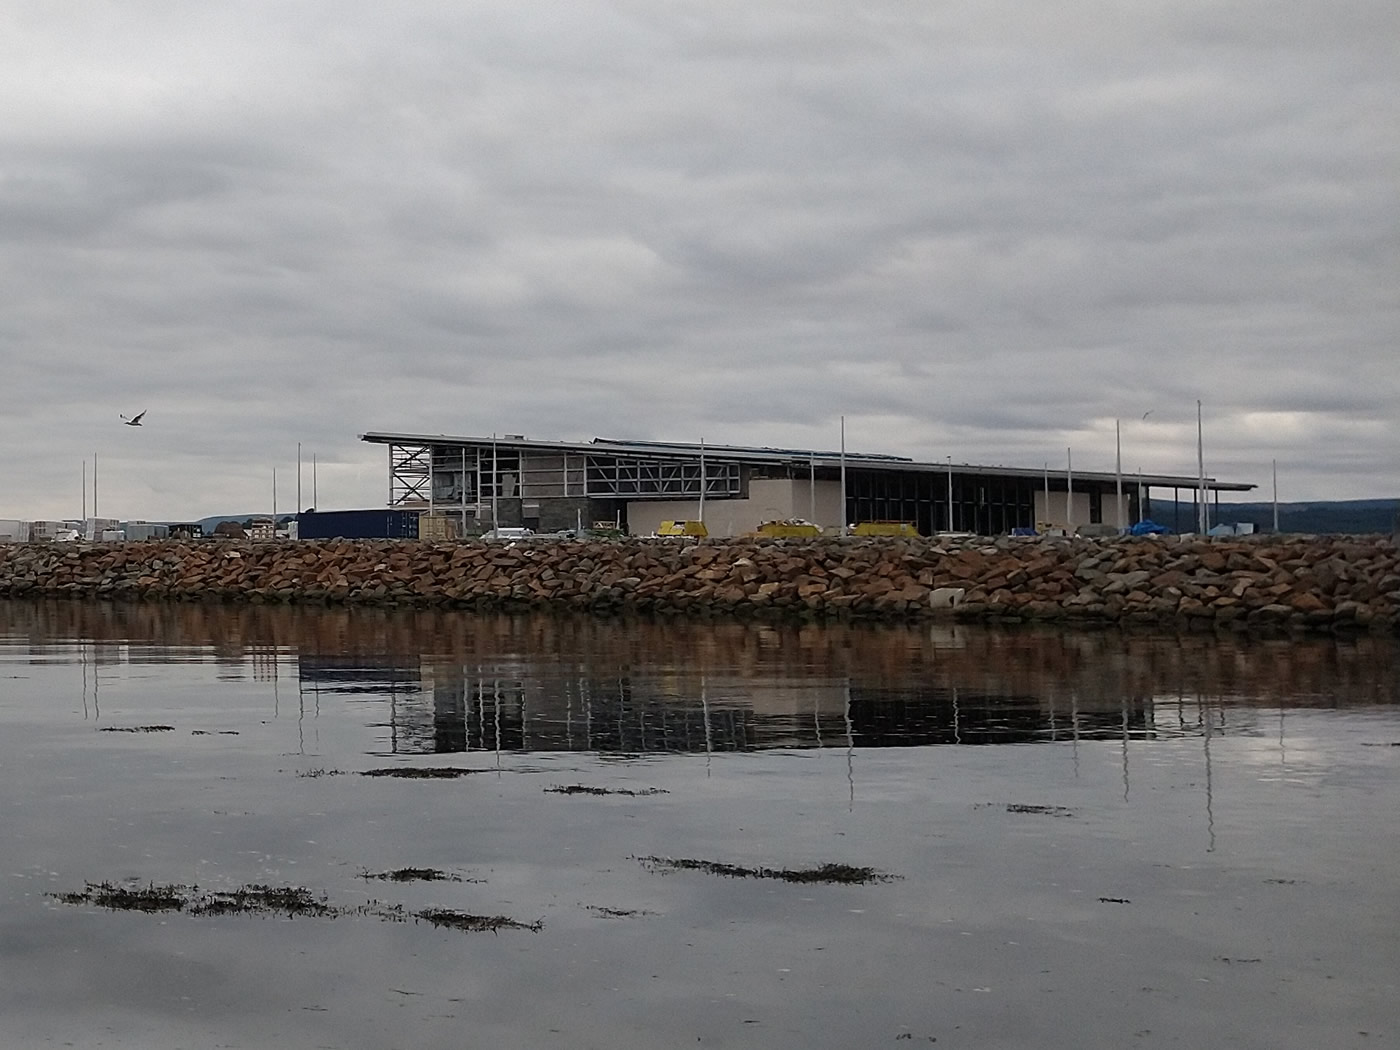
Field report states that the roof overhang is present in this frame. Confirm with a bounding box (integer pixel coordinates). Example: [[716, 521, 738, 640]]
[[359, 431, 1255, 493]]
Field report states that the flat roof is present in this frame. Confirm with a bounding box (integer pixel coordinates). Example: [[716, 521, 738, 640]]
[[360, 431, 1256, 492]]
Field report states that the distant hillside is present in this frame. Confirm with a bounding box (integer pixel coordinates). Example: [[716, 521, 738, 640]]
[[1148, 499, 1400, 535]]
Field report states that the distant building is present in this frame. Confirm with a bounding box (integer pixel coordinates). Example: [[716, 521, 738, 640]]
[[83, 518, 120, 542], [125, 522, 170, 542], [360, 430, 1256, 538], [246, 517, 277, 541]]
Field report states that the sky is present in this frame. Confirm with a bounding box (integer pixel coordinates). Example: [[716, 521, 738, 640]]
[[2, 1, 1396, 523]]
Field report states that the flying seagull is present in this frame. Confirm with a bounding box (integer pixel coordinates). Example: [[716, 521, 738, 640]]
[[121, 410, 146, 426]]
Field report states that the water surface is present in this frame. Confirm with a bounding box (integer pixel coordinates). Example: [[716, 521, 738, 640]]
[[2, 600, 1397, 1049]]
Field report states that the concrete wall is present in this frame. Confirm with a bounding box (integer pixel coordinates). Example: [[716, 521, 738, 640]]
[[1033, 491, 1131, 531], [627, 478, 844, 537]]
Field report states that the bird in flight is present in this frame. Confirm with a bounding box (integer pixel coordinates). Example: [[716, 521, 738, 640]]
[[121, 410, 146, 426]]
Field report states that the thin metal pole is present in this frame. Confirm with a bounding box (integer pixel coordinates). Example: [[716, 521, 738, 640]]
[[1197, 400, 1207, 534], [809, 454, 816, 524], [839, 417, 847, 537], [462, 447, 468, 533], [1066, 447, 1073, 529], [272, 468, 277, 529], [1042, 462, 1048, 531], [947, 455, 954, 532], [1115, 419, 1123, 528], [94, 453, 98, 520], [297, 442, 302, 514], [491, 433, 499, 530], [312, 453, 317, 509], [1272, 459, 1279, 533], [82, 460, 86, 521], [698, 437, 706, 524]]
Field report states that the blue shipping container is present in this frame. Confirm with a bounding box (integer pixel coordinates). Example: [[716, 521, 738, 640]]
[[296, 509, 419, 540]]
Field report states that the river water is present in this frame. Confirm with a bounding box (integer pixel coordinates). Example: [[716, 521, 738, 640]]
[[1, 600, 1397, 1049]]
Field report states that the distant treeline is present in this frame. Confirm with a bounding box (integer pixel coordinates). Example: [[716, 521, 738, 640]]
[[1148, 499, 1400, 535]]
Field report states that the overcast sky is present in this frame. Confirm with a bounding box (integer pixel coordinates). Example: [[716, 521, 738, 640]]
[[2, 1, 1396, 522]]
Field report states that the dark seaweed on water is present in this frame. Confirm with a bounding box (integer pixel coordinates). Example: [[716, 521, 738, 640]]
[[362, 868, 463, 883], [636, 857, 896, 884], [545, 784, 668, 796], [414, 908, 542, 933], [98, 725, 175, 733], [191, 885, 335, 917], [53, 881, 189, 912], [50, 880, 535, 933], [360, 767, 483, 779]]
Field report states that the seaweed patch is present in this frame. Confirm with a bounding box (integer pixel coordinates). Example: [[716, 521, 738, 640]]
[[414, 908, 542, 933], [362, 868, 465, 883], [98, 725, 175, 734], [53, 881, 188, 912], [50, 879, 534, 934], [545, 785, 668, 796], [636, 857, 896, 885], [1003, 803, 1076, 817], [360, 767, 483, 779]]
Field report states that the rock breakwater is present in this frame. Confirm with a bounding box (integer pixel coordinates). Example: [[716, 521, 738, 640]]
[[1, 534, 1397, 633]]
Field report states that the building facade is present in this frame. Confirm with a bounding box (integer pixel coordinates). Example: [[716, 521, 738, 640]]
[[360, 431, 1255, 538]]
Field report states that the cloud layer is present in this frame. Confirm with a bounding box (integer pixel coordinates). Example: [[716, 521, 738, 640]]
[[2, 1, 1396, 520]]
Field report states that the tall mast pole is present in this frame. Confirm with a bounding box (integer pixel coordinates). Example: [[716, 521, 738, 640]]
[[1272, 459, 1279, 533], [698, 437, 706, 525], [947, 456, 954, 532], [839, 416, 847, 537], [1042, 461, 1049, 531], [297, 443, 302, 514], [1115, 419, 1123, 528], [1066, 447, 1073, 529], [809, 454, 816, 525], [1197, 400, 1207, 534]]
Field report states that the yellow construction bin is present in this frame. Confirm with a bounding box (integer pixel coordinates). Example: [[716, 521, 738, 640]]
[[851, 521, 920, 537], [656, 520, 709, 537], [754, 519, 823, 538]]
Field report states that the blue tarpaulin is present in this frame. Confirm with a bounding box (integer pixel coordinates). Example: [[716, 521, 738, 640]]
[[1129, 520, 1171, 536]]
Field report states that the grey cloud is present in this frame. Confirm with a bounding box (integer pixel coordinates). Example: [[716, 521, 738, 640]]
[[1, 0, 1395, 519]]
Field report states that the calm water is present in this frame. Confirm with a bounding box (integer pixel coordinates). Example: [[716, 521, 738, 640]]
[[1, 600, 1397, 1049]]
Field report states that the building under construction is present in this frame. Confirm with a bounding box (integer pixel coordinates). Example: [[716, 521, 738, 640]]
[[359, 431, 1255, 538]]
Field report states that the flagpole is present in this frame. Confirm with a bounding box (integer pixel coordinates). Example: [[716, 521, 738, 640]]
[[1066, 447, 1073, 530], [1197, 400, 1207, 533], [839, 417, 847, 537], [947, 456, 955, 532], [1272, 459, 1279, 533], [1115, 419, 1123, 529], [698, 437, 706, 525]]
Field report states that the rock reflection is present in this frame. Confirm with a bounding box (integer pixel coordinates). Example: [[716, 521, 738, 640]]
[[3, 600, 1398, 756]]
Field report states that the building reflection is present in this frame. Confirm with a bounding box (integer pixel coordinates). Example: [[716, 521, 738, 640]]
[[295, 654, 1171, 755], [5, 599, 1396, 758]]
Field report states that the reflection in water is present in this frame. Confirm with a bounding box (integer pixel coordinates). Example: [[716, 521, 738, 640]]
[[3, 600, 1399, 761]]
